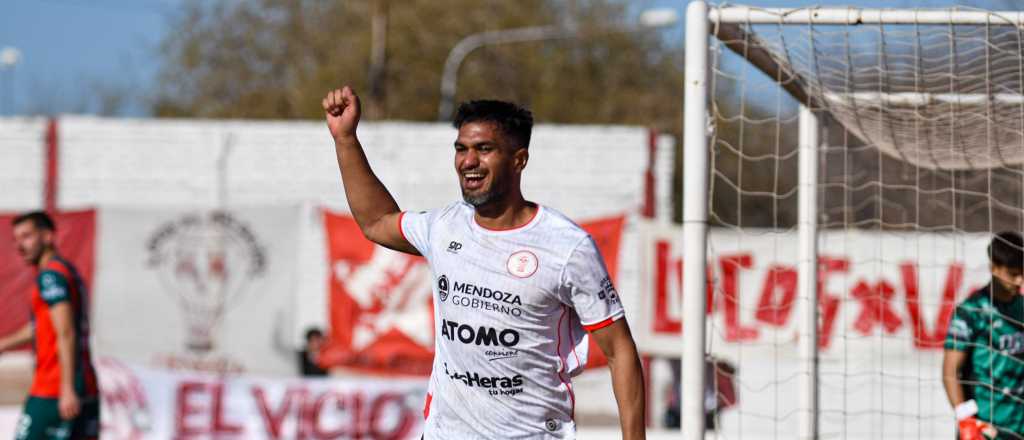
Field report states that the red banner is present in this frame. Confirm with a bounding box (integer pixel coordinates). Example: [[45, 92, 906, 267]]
[[321, 211, 434, 375], [321, 210, 625, 375], [0, 210, 96, 342], [578, 216, 626, 368]]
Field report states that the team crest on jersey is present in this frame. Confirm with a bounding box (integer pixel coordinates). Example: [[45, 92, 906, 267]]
[[39, 273, 65, 302], [507, 250, 539, 278]]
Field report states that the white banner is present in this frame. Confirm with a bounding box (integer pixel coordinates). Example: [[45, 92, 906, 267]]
[[636, 226, 993, 356], [96, 357, 426, 440], [92, 207, 303, 375], [635, 225, 993, 437]]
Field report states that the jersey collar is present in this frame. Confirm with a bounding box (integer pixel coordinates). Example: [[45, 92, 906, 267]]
[[469, 204, 544, 236]]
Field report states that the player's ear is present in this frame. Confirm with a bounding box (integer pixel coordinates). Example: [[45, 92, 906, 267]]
[[514, 147, 529, 172], [40, 228, 54, 245]]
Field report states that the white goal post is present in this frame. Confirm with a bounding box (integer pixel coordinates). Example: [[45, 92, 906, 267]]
[[682, 3, 1024, 440]]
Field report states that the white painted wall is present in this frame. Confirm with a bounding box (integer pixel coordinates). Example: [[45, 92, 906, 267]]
[[0, 116, 672, 221], [0, 118, 46, 211]]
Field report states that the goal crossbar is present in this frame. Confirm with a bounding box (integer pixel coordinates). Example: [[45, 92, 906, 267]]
[[824, 92, 1024, 106], [711, 7, 1024, 25]]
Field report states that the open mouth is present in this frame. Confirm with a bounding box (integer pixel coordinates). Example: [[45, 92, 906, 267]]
[[462, 171, 486, 191]]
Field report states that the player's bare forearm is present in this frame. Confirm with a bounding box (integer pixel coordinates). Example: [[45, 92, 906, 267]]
[[592, 320, 646, 439], [610, 350, 646, 439], [334, 138, 408, 247], [0, 323, 33, 353], [50, 303, 82, 419], [50, 303, 77, 394], [942, 349, 967, 407], [324, 87, 417, 254]]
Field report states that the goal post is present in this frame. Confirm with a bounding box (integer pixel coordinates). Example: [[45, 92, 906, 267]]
[[682, 3, 1024, 439], [681, 3, 710, 440], [796, 104, 820, 440]]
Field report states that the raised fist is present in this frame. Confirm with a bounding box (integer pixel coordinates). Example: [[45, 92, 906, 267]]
[[323, 86, 361, 143]]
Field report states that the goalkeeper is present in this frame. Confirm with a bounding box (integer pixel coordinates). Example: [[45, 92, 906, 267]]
[[943, 231, 1024, 440]]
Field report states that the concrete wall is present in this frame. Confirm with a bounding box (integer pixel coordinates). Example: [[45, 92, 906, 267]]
[[0, 116, 675, 222]]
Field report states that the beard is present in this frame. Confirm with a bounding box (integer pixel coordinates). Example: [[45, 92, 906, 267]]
[[462, 189, 495, 207], [19, 246, 43, 266], [462, 184, 505, 208]]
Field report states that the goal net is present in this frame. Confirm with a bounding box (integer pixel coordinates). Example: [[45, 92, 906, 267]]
[[682, 4, 1024, 439]]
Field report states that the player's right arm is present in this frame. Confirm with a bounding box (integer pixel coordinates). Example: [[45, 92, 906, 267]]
[[942, 304, 996, 440], [0, 323, 33, 355], [943, 303, 974, 408], [942, 349, 968, 407], [50, 301, 81, 420], [322, 86, 418, 255]]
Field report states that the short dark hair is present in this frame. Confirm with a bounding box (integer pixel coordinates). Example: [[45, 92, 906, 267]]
[[12, 211, 55, 232], [305, 327, 324, 342], [453, 100, 534, 149], [988, 231, 1024, 269]]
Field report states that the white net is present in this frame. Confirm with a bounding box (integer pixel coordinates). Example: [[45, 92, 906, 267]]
[[702, 5, 1024, 440]]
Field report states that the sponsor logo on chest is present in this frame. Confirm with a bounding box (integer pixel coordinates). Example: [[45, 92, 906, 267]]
[[438, 275, 450, 302], [441, 319, 520, 347], [435, 275, 526, 317], [453, 281, 522, 305], [999, 331, 1024, 355], [443, 362, 524, 396]]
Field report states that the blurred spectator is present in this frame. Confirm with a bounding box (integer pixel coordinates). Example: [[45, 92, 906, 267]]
[[299, 327, 327, 377], [663, 356, 738, 430]]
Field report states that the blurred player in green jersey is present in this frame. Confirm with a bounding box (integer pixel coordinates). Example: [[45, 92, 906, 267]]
[[0, 212, 99, 440], [943, 231, 1024, 440]]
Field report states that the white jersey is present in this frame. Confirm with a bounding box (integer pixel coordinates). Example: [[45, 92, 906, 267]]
[[401, 202, 625, 439]]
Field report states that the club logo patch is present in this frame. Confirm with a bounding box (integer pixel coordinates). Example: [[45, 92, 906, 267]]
[[39, 273, 66, 302], [507, 251, 538, 278]]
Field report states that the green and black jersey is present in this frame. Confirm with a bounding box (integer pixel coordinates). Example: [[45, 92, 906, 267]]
[[945, 284, 1024, 437]]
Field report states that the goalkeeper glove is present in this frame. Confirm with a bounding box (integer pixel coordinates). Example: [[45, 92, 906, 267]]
[[956, 400, 997, 440]]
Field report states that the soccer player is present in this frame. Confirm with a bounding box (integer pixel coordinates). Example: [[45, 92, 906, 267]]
[[0, 212, 99, 440], [943, 231, 1024, 440], [322, 87, 645, 439]]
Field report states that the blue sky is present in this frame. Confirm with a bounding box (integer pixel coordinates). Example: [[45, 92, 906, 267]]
[[1, 0, 174, 116], [0, 0, 1013, 117]]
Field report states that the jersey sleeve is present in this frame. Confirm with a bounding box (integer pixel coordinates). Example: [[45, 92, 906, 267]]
[[944, 303, 975, 352], [400, 210, 433, 258], [558, 236, 625, 332], [37, 270, 71, 306]]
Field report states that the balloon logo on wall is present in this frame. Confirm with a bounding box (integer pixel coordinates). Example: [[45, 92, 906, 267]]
[[146, 211, 266, 353]]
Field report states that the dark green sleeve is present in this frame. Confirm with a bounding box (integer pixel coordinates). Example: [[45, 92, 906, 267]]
[[944, 303, 975, 352], [37, 270, 70, 306]]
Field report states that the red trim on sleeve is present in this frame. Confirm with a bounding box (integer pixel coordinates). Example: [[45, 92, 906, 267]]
[[583, 315, 621, 332], [423, 392, 432, 420], [398, 212, 408, 242]]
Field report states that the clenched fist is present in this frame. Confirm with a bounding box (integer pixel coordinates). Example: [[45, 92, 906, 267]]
[[323, 86, 361, 143]]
